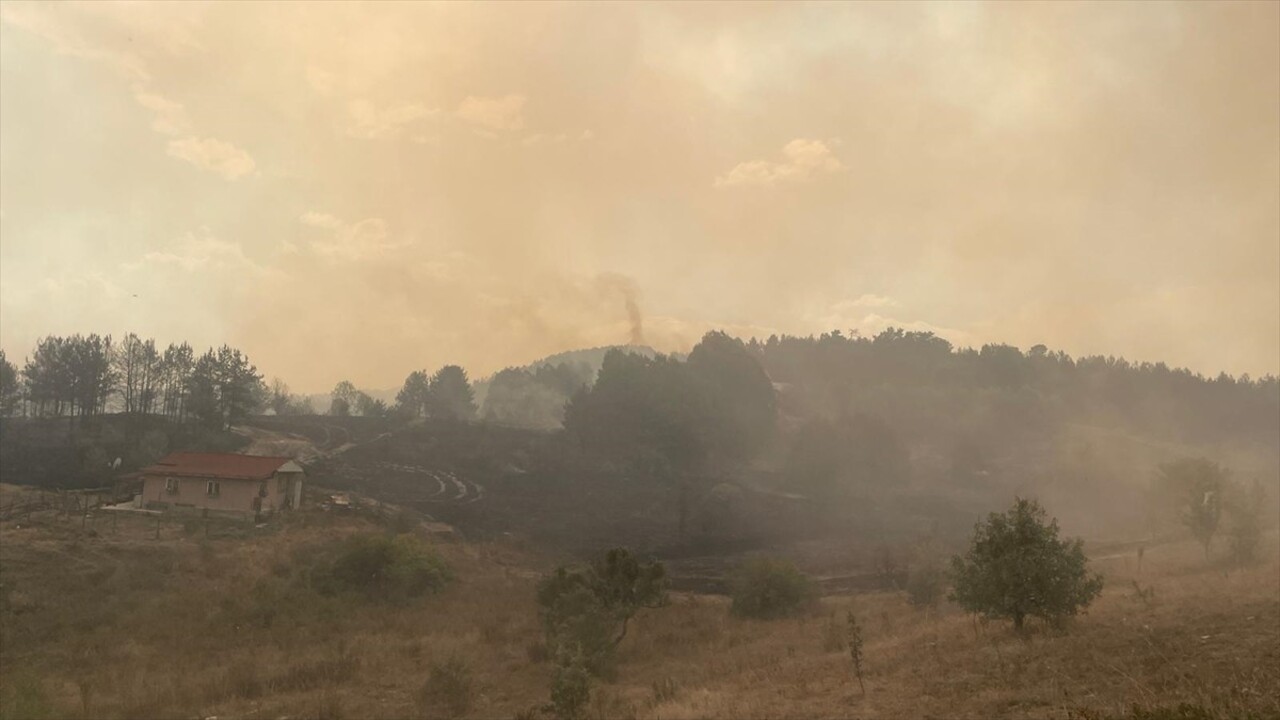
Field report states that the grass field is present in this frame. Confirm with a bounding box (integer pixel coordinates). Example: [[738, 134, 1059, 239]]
[[0, 496, 1276, 720]]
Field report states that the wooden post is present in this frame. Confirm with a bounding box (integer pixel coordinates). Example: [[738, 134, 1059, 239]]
[[155, 514, 161, 540]]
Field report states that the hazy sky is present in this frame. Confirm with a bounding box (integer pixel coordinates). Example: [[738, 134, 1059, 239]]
[[2, 2, 1277, 392]]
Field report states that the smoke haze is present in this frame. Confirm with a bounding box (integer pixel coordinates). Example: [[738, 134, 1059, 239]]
[[1, 2, 1276, 391]]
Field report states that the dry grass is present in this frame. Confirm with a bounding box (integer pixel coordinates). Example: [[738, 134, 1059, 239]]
[[1, 506, 1276, 720]]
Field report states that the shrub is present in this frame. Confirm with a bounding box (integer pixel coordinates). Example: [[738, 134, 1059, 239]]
[[729, 557, 816, 619], [418, 657, 473, 719], [537, 548, 667, 675], [950, 497, 1102, 631], [550, 654, 591, 720], [313, 533, 451, 602]]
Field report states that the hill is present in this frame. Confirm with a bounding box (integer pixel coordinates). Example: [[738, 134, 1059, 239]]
[[0, 495, 1274, 719]]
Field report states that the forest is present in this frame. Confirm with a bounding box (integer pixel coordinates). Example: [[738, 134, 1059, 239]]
[[3, 327, 1276, 542]]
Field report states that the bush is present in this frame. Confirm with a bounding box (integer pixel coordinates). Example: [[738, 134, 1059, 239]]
[[313, 533, 451, 602], [418, 657, 473, 718], [537, 548, 666, 676], [950, 497, 1102, 631], [550, 655, 591, 720], [729, 557, 816, 619]]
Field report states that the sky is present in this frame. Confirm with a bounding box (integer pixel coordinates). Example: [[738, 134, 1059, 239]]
[[1, 2, 1277, 392]]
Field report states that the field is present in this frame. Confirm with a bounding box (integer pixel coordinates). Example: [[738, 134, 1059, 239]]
[[1, 491, 1276, 720]]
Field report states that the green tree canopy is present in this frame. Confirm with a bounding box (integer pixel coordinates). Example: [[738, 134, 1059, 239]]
[[536, 548, 667, 674], [426, 365, 477, 421], [1156, 457, 1229, 557], [686, 331, 777, 465], [0, 350, 22, 417], [949, 497, 1102, 631], [395, 370, 432, 418]]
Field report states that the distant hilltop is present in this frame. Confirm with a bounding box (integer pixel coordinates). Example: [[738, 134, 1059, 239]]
[[472, 344, 666, 409], [299, 345, 665, 413], [518, 344, 664, 375]]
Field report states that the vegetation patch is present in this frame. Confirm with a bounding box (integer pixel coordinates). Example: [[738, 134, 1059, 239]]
[[950, 497, 1103, 631], [728, 556, 816, 619], [418, 657, 474, 719], [310, 532, 452, 602]]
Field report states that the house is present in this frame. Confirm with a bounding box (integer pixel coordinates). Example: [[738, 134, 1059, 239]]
[[139, 452, 304, 515]]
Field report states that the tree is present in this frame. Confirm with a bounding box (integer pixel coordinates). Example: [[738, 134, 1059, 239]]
[[213, 345, 264, 429], [426, 365, 477, 421], [157, 342, 194, 421], [0, 350, 22, 416], [114, 333, 159, 415], [354, 391, 388, 418], [537, 548, 667, 674], [1156, 458, 1229, 559], [185, 346, 264, 430], [950, 497, 1102, 631], [685, 331, 777, 466], [846, 611, 865, 694], [394, 370, 431, 418], [481, 363, 590, 430], [186, 350, 222, 428], [269, 378, 293, 415], [330, 380, 357, 416], [563, 349, 707, 472], [21, 335, 116, 419], [76, 334, 116, 417]]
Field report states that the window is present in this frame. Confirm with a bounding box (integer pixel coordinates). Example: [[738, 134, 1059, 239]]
[[165, 477, 179, 495], [206, 481, 220, 497]]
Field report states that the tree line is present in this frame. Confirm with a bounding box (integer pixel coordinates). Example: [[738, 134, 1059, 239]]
[[323, 365, 481, 422], [0, 334, 265, 431]]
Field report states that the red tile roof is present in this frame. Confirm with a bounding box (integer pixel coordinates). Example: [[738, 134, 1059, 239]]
[[140, 452, 298, 481]]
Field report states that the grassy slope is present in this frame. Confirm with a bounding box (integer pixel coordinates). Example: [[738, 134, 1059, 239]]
[[0, 504, 1276, 720]]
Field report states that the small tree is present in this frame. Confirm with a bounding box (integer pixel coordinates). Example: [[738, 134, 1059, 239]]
[[537, 548, 667, 674], [0, 349, 21, 417], [846, 611, 865, 694], [1156, 458, 1228, 559], [949, 497, 1102, 631]]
